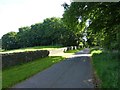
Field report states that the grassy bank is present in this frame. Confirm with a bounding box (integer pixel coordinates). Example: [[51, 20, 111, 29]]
[[91, 49, 119, 88], [1, 46, 62, 54], [2, 56, 65, 88]]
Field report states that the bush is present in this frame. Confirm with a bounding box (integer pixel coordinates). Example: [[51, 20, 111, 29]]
[[91, 50, 119, 88], [2, 50, 49, 69]]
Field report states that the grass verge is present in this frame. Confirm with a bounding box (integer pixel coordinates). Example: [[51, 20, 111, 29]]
[[91, 49, 119, 88], [2, 56, 65, 88], [0, 70, 2, 90]]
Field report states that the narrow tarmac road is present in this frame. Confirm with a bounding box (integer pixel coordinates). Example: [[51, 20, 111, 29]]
[[13, 48, 94, 88]]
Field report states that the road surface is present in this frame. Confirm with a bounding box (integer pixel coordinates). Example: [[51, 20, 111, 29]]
[[13, 48, 94, 88]]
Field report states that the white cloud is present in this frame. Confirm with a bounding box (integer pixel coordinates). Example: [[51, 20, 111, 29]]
[[0, 0, 71, 38]]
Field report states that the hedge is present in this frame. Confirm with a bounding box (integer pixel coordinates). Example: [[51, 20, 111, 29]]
[[2, 50, 49, 69]]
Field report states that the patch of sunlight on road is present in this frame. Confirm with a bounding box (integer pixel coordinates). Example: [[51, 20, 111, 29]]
[[66, 54, 91, 58], [49, 52, 75, 58], [49, 52, 91, 58]]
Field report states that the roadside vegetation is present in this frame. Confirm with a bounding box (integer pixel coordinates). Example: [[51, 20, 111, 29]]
[[1, 2, 120, 89], [91, 48, 119, 88], [0, 70, 1, 89], [2, 45, 83, 88], [62, 2, 119, 88], [65, 49, 80, 53], [2, 56, 65, 88]]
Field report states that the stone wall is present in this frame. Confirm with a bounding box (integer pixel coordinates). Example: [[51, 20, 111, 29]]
[[2, 50, 49, 69]]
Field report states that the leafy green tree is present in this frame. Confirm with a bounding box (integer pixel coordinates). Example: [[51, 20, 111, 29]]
[[2, 32, 18, 50], [30, 17, 78, 46], [2, 17, 79, 50], [62, 2, 120, 50], [17, 26, 31, 48]]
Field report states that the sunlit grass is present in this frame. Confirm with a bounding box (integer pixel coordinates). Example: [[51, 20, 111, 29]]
[[91, 49, 119, 88], [65, 49, 80, 53], [2, 56, 65, 88], [0, 46, 62, 54], [91, 50, 102, 55]]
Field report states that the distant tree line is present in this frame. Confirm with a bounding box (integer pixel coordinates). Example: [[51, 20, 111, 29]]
[[2, 17, 78, 50], [3, 2, 119, 51]]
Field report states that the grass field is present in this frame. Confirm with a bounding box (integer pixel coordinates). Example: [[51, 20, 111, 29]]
[[91, 49, 119, 88], [1, 46, 62, 54], [2, 56, 65, 88]]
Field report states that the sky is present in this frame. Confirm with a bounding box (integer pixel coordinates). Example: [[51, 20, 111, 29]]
[[0, 0, 71, 38]]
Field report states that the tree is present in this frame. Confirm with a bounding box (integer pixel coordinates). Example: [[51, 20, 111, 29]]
[[62, 2, 120, 50], [2, 17, 79, 50], [17, 26, 31, 48], [2, 32, 18, 50]]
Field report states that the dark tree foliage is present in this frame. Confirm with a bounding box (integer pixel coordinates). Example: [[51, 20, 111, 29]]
[[2, 32, 19, 50], [17, 26, 31, 48], [2, 17, 78, 50], [62, 2, 120, 50]]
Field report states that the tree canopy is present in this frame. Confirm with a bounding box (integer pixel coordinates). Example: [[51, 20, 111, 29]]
[[2, 2, 120, 51], [62, 2, 120, 50], [2, 17, 78, 50]]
